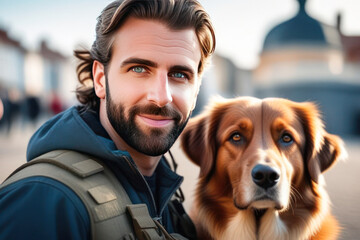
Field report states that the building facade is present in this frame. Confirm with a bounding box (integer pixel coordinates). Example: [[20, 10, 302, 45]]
[[253, 0, 360, 137]]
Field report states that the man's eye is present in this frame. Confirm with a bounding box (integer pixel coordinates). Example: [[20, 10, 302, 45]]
[[132, 66, 146, 73], [171, 72, 187, 79]]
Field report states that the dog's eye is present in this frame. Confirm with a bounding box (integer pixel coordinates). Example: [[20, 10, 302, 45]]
[[280, 133, 293, 144], [232, 134, 241, 141], [229, 133, 243, 144]]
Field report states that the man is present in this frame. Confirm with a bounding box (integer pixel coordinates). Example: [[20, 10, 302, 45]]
[[0, 0, 215, 239]]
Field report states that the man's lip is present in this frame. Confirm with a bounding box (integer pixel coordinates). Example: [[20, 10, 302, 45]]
[[137, 114, 174, 127]]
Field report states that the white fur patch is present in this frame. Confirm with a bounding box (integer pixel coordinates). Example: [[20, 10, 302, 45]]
[[221, 211, 257, 240]]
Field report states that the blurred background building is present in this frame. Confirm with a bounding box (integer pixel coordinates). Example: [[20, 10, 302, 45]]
[[253, 0, 360, 136]]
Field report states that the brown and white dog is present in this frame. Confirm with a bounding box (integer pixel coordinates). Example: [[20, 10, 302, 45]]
[[181, 96, 347, 240]]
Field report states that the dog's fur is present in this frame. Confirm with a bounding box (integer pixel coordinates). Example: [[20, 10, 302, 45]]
[[181, 97, 347, 240]]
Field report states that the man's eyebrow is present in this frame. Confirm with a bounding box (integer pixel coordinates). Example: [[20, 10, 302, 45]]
[[169, 65, 195, 77], [121, 58, 158, 68], [121, 57, 196, 76]]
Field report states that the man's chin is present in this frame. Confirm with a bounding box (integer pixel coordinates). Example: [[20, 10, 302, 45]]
[[126, 129, 177, 156], [133, 140, 174, 156]]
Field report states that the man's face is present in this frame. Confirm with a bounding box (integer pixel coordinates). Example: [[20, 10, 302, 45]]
[[106, 82, 190, 156], [97, 17, 202, 156]]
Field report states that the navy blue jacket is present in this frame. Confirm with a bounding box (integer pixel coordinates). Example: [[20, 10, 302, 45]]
[[0, 106, 184, 240]]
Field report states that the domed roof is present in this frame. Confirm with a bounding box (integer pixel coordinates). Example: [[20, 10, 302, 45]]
[[263, 0, 328, 51]]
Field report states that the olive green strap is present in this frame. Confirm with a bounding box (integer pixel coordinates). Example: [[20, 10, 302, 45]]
[[127, 204, 188, 240], [127, 204, 165, 240]]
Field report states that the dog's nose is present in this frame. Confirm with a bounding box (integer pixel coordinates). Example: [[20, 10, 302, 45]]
[[251, 164, 280, 189]]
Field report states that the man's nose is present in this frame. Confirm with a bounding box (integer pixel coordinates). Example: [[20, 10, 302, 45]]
[[146, 73, 173, 107]]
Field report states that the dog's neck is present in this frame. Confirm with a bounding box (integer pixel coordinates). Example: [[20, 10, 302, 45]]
[[253, 208, 267, 238]]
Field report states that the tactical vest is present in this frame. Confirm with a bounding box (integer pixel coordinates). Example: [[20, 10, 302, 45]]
[[1, 150, 190, 240]]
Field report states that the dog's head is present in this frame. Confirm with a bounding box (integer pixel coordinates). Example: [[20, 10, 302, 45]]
[[181, 96, 347, 211]]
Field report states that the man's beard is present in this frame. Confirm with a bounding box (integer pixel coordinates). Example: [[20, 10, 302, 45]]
[[105, 83, 190, 156]]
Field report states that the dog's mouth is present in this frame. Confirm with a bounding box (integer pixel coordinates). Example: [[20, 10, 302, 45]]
[[234, 194, 284, 211], [251, 196, 283, 210]]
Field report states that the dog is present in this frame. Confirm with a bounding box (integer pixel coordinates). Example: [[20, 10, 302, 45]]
[[180, 96, 347, 240]]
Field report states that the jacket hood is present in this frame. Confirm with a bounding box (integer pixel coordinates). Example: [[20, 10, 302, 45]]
[[27, 106, 131, 162]]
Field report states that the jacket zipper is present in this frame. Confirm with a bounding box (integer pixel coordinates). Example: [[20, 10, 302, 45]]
[[123, 156, 159, 218]]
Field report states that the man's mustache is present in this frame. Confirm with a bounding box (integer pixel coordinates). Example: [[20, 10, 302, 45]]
[[130, 104, 182, 122]]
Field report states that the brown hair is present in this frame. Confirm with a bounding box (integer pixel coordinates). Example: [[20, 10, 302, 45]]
[[74, 0, 216, 110]]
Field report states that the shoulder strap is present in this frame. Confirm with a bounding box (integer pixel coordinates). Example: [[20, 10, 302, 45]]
[[2, 150, 186, 240], [2, 150, 135, 239]]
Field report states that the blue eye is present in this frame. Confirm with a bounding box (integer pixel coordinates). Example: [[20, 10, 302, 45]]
[[132, 66, 146, 73], [279, 133, 293, 145], [171, 72, 187, 79]]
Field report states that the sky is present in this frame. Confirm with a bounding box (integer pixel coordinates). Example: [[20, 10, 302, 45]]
[[0, 0, 359, 69]]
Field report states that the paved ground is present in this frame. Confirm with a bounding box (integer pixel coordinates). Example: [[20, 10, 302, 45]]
[[0, 125, 359, 239]]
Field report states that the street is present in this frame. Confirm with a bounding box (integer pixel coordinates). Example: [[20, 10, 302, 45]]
[[0, 126, 359, 240]]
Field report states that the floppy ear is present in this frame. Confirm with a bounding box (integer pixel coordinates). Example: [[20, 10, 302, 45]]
[[180, 113, 215, 178], [295, 102, 347, 184], [180, 99, 226, 179]]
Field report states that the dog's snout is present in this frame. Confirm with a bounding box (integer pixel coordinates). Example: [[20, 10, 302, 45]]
[[251, 164, 280, 189]]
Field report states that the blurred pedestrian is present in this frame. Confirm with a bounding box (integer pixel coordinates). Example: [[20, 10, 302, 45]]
[[0, 88, 20, 135], [22, 95, 41, 127], [49, 91, 63, 115]]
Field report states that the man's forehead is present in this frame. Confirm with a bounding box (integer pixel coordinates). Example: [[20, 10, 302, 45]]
[[112, 17, 201, 63]]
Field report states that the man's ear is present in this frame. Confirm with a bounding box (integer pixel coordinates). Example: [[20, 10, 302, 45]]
[[93, 60, 106, 99]]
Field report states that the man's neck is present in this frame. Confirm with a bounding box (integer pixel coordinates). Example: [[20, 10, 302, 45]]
[[119, 143, 161, 177]]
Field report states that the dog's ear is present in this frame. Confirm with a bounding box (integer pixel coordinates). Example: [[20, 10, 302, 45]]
[[294, 102, 347, 184], [180, 99, 225, 178]]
